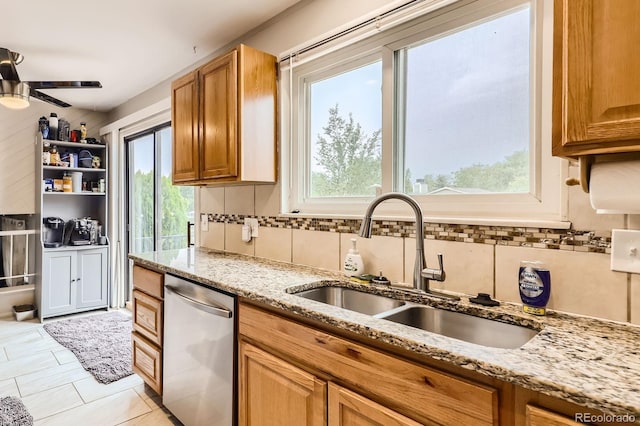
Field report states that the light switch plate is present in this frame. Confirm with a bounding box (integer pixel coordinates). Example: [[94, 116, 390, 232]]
[[200, 213, 209, 232], [611, 229, 640, 273]]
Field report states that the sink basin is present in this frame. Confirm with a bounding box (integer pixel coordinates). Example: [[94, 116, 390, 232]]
[[378, 305, 538, 349], [293, 286, 405, 315]]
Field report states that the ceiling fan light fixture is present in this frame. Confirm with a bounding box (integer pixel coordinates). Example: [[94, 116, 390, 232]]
[[0, 81, 30, 109]]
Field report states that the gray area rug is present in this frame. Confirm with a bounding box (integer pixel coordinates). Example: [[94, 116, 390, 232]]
[[44, 311, 133, 384], [0, 396, 32, 426]]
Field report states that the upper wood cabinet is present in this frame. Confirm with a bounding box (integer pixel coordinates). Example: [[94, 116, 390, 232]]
[[553, 0, 640, 158], [172, 44, 277, 184]]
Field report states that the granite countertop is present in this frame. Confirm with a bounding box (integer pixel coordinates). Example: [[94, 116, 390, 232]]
[[130, 247, 640, 419]]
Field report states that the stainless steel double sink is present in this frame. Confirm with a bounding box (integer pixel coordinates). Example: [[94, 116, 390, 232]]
[[291, 285, 539, 349]]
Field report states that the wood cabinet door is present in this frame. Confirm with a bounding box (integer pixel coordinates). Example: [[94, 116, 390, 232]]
[[553, 0, 640, 157], [76, 248, 108, 309], [171, 70, 200, 183], [328, 383, 422, 426], [525, 405, 581, 426], [238, 341, 326, 426], [41, 250, 76, 317], [199, 50, 238, 180]]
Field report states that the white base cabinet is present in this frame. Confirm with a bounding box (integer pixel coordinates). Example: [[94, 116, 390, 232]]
[[41, 247, 108, 318]]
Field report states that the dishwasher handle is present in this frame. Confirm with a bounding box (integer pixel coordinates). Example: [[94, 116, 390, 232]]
[[165, 285, 233, 318]]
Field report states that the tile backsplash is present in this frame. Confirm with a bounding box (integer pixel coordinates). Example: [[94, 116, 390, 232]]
[[200, 211, 635, 324]]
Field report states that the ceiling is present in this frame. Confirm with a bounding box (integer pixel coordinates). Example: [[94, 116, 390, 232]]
[[1, 0, 300, 112]]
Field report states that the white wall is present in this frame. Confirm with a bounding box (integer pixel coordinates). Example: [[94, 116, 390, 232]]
[[0, 104, 108, 215], [107, 0, 403, 123]]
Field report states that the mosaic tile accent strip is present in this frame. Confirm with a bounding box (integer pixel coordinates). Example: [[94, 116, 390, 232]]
[[207, 214, 612, 253]]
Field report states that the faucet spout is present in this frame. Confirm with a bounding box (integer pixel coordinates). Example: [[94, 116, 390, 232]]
[[360, 192, 427, 290], [359, 192, 457, 300]]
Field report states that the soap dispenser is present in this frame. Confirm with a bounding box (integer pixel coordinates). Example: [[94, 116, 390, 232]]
[[343, 238, 365, 277]]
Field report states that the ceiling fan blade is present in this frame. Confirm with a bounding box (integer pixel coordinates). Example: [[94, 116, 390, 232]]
[[29, 88, 72, 108], [27, 81, 102, 90], [0, 48, 20, 81]]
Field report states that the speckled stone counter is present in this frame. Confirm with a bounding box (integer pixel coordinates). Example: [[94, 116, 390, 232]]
[[130, 247, 640, 419]]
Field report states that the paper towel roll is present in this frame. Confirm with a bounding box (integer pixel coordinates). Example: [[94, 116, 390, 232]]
[[589, 160, 640, 214]]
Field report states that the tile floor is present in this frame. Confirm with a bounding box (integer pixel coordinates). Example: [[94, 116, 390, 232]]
[[0, 310, 181, 425]]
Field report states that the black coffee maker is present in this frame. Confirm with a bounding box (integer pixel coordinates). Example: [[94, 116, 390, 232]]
[[42, 217, 65, 248]]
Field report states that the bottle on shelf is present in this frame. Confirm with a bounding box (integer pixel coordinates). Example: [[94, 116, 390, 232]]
[[38, 116, 49, 139], [42, 145, 50, 165], [80, 122, 87, 143], [48, 113, 58, 140]]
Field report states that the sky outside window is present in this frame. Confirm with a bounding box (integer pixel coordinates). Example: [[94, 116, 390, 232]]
[[403, 6, 531, 194]]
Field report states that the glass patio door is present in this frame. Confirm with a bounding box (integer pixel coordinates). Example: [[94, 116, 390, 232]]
[[126, 124, 194, 254]]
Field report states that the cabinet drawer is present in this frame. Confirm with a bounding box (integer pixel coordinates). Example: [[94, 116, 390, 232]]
[[132, 289, 163, 347], [133, 265, 164, 299], [526, 405, 581, 426], [132, 332, 162, 395], [239, 304, 498, 426]]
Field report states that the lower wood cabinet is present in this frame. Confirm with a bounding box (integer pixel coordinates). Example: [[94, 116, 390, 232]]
[[525, 405, 581, 426], [131, 264, 164, 395], [238, 340, 423, 426], [239, 302, 623, 426], [238, 302, 499, 426], [328, 383, 421, 426], [239, 341, 326, 426], [132, 331, 162, 395]]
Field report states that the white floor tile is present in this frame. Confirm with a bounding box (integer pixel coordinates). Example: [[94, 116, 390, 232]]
[[117, 408, 182, 426], [0, 378, 19, 397], [74, 374, 143, 403], [5, 337, 62, 360], [0, 311, 174, 425], [0, 319, 41, 339], [17, 361, 90, 396], [34, 388, 151, 426], [52, 349, 77, 365], [0, 330, 45, 349], [21, 383, 83, 420], [0, 351, 58, 381]]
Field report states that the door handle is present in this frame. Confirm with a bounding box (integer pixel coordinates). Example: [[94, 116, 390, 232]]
[[166, 285, 232, 318]]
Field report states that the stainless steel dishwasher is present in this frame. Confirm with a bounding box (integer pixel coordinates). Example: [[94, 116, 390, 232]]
[[163, 273, 236, 426]]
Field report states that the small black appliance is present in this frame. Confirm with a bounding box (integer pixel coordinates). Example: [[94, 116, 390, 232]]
[[65, 218, 92, 246], [42, 217, 65, 248]]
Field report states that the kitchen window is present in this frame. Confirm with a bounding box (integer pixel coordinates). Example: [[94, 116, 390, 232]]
[[283, 0, 565, 225]]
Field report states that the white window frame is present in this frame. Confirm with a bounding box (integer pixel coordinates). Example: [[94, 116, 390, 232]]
[[281, 0, 568, 228]]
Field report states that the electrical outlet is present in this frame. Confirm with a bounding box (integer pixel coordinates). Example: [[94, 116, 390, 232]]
[[611, 229, 640, 273], [244, 218, 259, 237], [200, 213, 209, 232]]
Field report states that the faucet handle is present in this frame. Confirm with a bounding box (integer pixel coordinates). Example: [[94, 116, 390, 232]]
[[437, 253, 444, 271], [422, 253, 446, 282]]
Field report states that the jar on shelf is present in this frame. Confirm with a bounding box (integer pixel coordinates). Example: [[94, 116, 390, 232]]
[[49, 145, 60, 166], [62, 173, 73, 192]]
